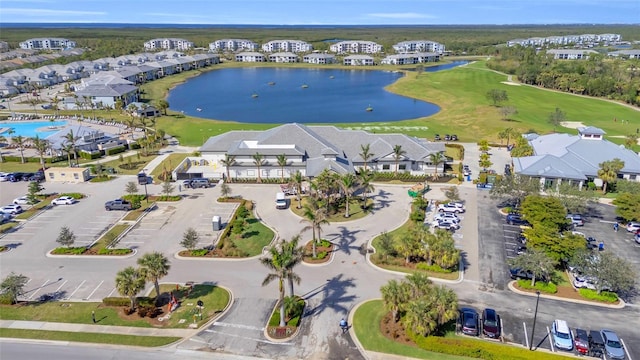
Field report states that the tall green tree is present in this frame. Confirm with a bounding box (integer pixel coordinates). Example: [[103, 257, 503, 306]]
[[521, 195, 569, 230], [490, 174, 540, 206], [12, 135, 27, 164], [392, 145, 406, 176], [612, 192, 640, 221], [0, 272, 29, 304], [570, 250, 636, 294], [63, 130, 80, 166], [359, 143, 374, 171], [624, 134, 638, 149], [0, 135, 7, 163], [260, 239, 291, 327], [155, 99, 169, 115], [428, 152, 446, 177], [56, 226, 76, 248], [597, 158, 625, 194], [125, 181, 139, 195], [276, 154, 288, 183], [27, 181, 44, 205], [510, 136, 534, 157], [508, 248, 556, 286], [281, 235, 304, 297], [339, 173, 357, 217], [548, 107, 566, 131], [137, 252, 171, 300], [357, 168, 375, 208], [252, 152, 265, 183], [115, 266, 146, 312], [32, 135, 50, 171], [300, 198, 328, 258], [180, 228, 199, 251], [219, 154, 236, 182], [485, 89, 508, 106], [290, 171, 304, 209], [380, 279, 409, 322]]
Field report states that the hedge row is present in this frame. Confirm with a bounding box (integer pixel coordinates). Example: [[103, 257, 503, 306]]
[[79, 151, 102, 160], [105, 146, 126, 156], [102, 296, 154, 307], [445, 143, 465, 160], [217, 200, 250, 249], [1, 155, 67, 164]]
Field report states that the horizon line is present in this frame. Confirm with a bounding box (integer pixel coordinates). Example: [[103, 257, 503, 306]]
[[2, 22, 638, 26]]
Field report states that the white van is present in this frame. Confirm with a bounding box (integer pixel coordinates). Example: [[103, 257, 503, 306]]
[[275, 192, 287, 209], [551, 319, 573, 351]]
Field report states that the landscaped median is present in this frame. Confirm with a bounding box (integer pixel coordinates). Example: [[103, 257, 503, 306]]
[[507, 281, 625, 309], [352, 299, 579, 360]]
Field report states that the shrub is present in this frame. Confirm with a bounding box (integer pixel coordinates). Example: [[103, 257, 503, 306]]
[[79, 151, 102, 160], [517, 279, 557, 294], [409, 209, 425, 223], [51, 246, 86, 255], [190, 249, 209, 257], [122, 194, 146, 209], [578, 289, 618, 303], [316, 251, 327, 259], [415, 263, 453, 273], [0, 293, 14, 305], [105, 146, 126, 156], [102, 297, 131, 306], [319, 239, 332, 248], [59, 192, 86, 199], [97, 248, 132, 255]]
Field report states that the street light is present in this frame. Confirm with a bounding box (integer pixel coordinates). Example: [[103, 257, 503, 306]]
[[529, 290, 541, 350]]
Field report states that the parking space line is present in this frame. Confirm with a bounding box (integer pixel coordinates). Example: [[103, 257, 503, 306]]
[[54, 280, 68, 292], [107, 287, 116, 297], [84, 280, 104, 300], [28, 279, 50, 300], [65, 280, 86, 300]]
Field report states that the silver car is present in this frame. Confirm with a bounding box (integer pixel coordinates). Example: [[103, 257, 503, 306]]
[[601, 329, 625, 359]]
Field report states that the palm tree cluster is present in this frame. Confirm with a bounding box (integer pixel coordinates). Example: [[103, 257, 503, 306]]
[[115, 252, 171, 312], [380, 272, 458, 337], [261, 235, 304, 327], [389, 227, 460, 271]]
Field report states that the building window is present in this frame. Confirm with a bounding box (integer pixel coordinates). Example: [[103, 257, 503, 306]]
[[382, 164, 390, 170], [247, 170, 255, 176], [629, 174, 636, 180], [48, 173, 54, 179], [399, 164, 407, 170]]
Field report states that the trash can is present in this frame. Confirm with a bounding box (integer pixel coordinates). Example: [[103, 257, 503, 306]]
[[212, 216, 221, 231], [598, 241, 604, 251]]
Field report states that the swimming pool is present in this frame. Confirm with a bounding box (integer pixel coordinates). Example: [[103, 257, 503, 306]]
[[0, 121, 67, 138]]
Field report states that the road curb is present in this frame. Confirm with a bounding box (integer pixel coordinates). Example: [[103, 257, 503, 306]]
[[507, 280, 626, 309]]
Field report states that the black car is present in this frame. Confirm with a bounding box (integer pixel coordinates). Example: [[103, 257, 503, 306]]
[[451, 134, 458, 141], [22, 172, 36, 181], [509, 267, 533, 280], [28, 172, 45, 182], [458, 307, 479, 336], [8, 172, 26, 182], [444, 134, 451, 141], [482, 308, 501, 338], [588, 330, 605, 358], [506, 213, 530, 226]]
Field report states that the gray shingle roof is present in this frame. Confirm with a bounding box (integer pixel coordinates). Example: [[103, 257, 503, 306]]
[[75, 84, 138, 97]]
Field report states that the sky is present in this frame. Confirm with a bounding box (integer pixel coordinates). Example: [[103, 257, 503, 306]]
[[0, 0, 638, 25]]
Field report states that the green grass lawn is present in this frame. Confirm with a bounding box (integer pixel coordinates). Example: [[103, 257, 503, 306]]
[[231, 217, 275, 257], [149, 153, 190, 180], [0, 328, 180, 347], [122, 201, 156, 221], [353, 300, 471, 360], [96, 152, 158, 175], [290, 196, 371, 222], [147, 284, 230, 328], [91, 223, 131, 250]]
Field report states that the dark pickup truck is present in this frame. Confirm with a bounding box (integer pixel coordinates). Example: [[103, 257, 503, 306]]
[[105, 199, 132, 211]]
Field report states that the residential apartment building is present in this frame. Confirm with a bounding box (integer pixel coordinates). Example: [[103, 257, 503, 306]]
[[209, 39, 258, 52], [608, 49, 640, 59], [268, 52, 299, 63], [507, 33, 622, 48], [330, 41, 382, 54], [262, 40, 312, 53], [392, 40, 445, 55], [19, 38, 76, 50], [235, 52, 267, 62], [144, 38, 194, 51], [545, 49, 598, 60], [303, 53, 336, 64], [380, 53, 440, 65], [343, 55, 375, 66]]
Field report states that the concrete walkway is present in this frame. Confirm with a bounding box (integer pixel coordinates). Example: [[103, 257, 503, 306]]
[[0, 319, 195, 338]]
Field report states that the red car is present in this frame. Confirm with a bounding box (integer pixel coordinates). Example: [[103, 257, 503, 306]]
[[574, 328, 589, 355]]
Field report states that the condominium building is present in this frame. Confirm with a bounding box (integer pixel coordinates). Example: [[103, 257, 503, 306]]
[[261, 40, 313, 53], [144, 38, 194, 51], [392, 40, 445, 55], [380, 53, 440, 65], [330, 41, 382, 54], [209, 39, 258, 52], [507, 33, 622, 47], [19, 38, 77, 50]]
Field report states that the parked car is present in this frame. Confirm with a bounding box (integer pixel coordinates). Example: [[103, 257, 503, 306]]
[[1, 204, 23, 215], [438, 203, 465, 213], [601, 329, 625, 359], [21, 172, 35, 181], [51, 196, 76, 205], [516, 245, 527, 255], [0, 172, 9, 182], [589, 330, 605, 358], [481, 308, 501, 338], [189, 178, 210, 189], [572, 274, 596, 290], [28, 172, 45, 182], [451, 134, 458, 141], [458, 308, 479, 336], [8, 172, 26, 182], [434, 134, 441, 141], [0, 212, 12, 223], [509, 267, 534, 280], [434, 212, 460, 223], [566, 214, 585, 227], [517, 233, 527, 245], [551, 319, 574, 351], [444, 134, 451, 141], [626, 222, 640, 233], [506, 213, 530, 226], [104, 199, 132, 211], [13, 196, 30, 205], [574, 328, 590, 355], [463, 169, 471, 176], [431, 219, 460, 231]]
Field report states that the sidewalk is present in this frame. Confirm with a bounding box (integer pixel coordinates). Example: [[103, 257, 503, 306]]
[[0, 319, 195, 338]]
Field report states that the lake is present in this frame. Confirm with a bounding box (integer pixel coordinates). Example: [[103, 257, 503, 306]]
[[167, 62, 468, 123]]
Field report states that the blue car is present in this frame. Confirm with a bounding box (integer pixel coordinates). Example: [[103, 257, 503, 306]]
[[551, 320, 573, 351]]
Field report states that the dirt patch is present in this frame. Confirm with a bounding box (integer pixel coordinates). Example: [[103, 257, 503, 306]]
[[302, 241, 334, 264], [560, 121, 586, 129], [379, 311, 417, 346]]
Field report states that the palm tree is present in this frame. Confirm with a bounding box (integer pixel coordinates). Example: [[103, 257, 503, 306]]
[[300, 198, 329, 258], [380, 279, 408, 322], [115, 266, 146, 313], [155, 99, 169, 115], [219, 154, 236, 182], [260, 239, 289, 327], [61, 143, 74, 167], [282, 235, 304, 297], [359, 143, 374, 171], [63, 130, 80, 166], [276, 154, 288, 183], [430, 285, 459, 327], [340, 173, 357, 217], [428, 152, 447, 178], [252, 152, 265, 183], [290, 171, 304, 209], [137, 252, 171, 299], [392, 145, 406, 176], [124, 117, 137, 140], [32, 135, 50, 171], [357, 168, 375, 208], [597, 158, 625, 194], [12, 135, 27, 164], [114, 99, 124, 114], [0, 135, 7, 163]]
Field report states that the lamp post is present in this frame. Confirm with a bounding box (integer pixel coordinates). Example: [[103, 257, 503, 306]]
[[529, 290, 541, 350]]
